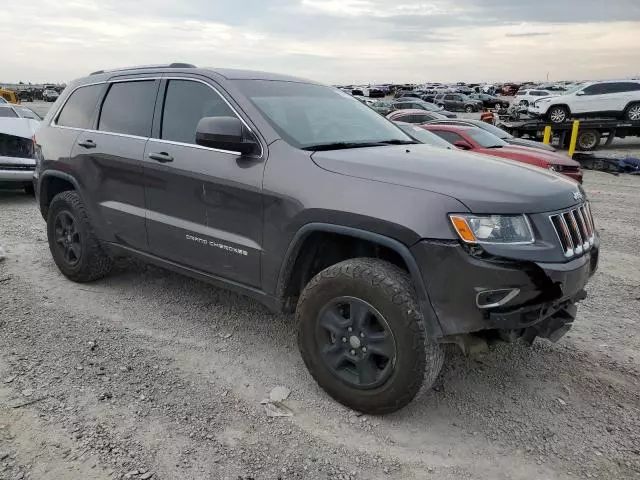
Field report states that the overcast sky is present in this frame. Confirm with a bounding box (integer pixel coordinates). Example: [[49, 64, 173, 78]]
[[2, 0, 640, 84]]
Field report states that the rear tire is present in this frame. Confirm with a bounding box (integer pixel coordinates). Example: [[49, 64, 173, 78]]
[[624, 103, 640, 122], [465, 105, 474, 113], [576, 129, 601, 151], [548, 106, 569, 124], [47, 190, 112, 282], [297, 258, 443, 415]]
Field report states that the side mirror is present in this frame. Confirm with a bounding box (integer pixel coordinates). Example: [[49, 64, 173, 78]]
[[453, 140, 472, 150], [196, 116, 258, 155], [575, 91, 585, 96]]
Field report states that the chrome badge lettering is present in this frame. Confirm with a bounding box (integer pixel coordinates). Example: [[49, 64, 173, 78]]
[[185, 234, 248, 256], [572, 191, 584, 201]]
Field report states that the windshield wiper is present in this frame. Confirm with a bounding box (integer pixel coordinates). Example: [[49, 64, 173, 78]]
[[302, 139, 418, 151]]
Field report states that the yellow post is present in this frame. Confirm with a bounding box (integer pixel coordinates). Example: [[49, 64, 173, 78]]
[[543, 126, 552, 145], [567, 120, 580, 158]]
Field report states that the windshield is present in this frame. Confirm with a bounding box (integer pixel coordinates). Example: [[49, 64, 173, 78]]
[[467, 128, 507, 148], [396, 124, 453, 149], [564, 83, 586, 95], [415, 101, 440, 112], [472, 121, 512, 139], [236, 80, 412, 149], [15, 106, 41, 120]]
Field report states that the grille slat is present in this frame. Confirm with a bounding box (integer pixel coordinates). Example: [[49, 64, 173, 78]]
[[550, 202, 595, 258]]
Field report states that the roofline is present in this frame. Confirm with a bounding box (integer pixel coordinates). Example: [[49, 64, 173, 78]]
[[90, 63, 196, 75]]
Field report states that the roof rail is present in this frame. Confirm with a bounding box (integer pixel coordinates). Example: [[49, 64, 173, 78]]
[[90, 63, 196, 76]]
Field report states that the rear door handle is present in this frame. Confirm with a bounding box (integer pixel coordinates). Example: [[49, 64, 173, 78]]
[[148, 152, 174, 163], [78, 140, 96, 149]]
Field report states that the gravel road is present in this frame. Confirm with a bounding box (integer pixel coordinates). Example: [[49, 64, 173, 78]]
[[0, 171, 639, 480]]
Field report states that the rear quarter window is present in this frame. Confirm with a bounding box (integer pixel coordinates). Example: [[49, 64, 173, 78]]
[[56, 84, 103, 129]]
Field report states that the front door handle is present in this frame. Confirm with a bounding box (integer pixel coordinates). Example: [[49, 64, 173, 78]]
[[148, 152, 174, 163], [78, 139, 96, 149]]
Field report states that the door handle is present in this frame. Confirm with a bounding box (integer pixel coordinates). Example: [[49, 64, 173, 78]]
[[78, 139, 96, 149], [148, 152, 174, 163]]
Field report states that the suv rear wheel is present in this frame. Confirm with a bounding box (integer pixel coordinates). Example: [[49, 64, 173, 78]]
[[296, 258, 444, 414], [625, 103, 640, 121], [47, 190, 112, 282], [465, 105, 475, 113], [548, 106, 569, 124]]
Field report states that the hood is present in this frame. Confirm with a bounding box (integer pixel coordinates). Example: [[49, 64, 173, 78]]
[[311, 144, 582, 214], [496, 145, 581, 167], [0, 118, 40, 139], [506, 137, 556, 152]]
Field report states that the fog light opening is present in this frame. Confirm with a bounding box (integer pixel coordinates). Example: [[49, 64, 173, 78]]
[[476, 288, 521, 309]]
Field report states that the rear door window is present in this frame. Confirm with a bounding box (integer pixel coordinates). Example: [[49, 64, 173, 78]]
[[98, 81, 157, 137], [431, 130, 464, 144], [56, 84, 103, 129], [0, 107, 18, 118]]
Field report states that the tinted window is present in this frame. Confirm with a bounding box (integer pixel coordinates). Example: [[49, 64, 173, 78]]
[[98, 81, 157, 136], [431, 130, 464, 144], [619, 82, 640, 92], [56, 84, 103, 128], [161, 80, 235, 144], [581, 83, 609, 95], [15, 106, 41, 120], [0, 107, 18, 118]]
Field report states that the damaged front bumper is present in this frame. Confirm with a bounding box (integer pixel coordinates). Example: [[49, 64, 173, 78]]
[[412, 240, 599, 342]]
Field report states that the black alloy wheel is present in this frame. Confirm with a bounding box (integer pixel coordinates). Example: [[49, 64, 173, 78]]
[[53, 210, 82, 266], [316, 297, 396, 389]]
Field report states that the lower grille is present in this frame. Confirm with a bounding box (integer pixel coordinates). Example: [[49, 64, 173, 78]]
[[549, 203, 595, 258]]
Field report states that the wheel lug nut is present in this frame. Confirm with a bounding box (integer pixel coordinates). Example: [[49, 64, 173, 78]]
[[348, 327, 352, 332], [362, 347, 367, 353], [342, 337, 347, 343], [350, 350, 355, 355], [360, 332, 365, 338]]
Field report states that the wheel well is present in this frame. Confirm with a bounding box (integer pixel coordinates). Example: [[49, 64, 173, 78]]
[[281, 231, 409, 313], [40, 175, 75, 219], [549, 104, 570, 113], [625, 101, 640, 110]]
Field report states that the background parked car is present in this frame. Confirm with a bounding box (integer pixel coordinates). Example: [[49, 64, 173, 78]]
[[468, 93, 510, 109], [386, 109, 449, 124], [528, 80, 640, 123], [0, 103, 41, 194], [42, 89, 60, 102], [369, 100, 395, 116], [424, 118, 556, 151], [393, 90, 420, 99], [393, 99, 457, 118], [514, 89, 557, 106], [434, 94, 482, 112], [393, 121, 454, 149], [423, 124, 583, 182]]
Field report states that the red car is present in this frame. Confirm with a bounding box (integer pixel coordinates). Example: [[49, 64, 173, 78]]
[[422, 124, 583, 183]]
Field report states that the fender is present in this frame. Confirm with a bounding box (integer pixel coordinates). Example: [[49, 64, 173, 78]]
[[37, 170, 82, 219], [276, 222, 443, 338]]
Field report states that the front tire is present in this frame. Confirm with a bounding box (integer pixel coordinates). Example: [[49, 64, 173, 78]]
[[296, 258, 443, 414], [47, 190, 112, 282], [548, 106, 569, 124], [465, 105, 475, 113]]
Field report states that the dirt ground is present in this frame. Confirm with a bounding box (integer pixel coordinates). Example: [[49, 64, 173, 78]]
[[0, 170, 638, 480]]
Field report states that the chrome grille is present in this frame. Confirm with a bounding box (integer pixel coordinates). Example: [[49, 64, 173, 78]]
[[549, 203, 595, 258]]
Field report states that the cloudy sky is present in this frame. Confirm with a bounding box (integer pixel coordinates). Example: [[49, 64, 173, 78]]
[[2, 0, 640, 84]]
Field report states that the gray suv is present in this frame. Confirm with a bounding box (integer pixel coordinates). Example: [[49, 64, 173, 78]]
[[33, 64, 599, 414]]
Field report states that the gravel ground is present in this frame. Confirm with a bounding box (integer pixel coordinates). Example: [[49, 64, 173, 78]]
[[0, 171, 638, 480]]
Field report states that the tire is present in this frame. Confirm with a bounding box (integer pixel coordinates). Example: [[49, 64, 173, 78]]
[[576, 129, 601, 151], [548, 106, 569, 124], [437, 103, 445, 110], [47, 190, 112, 282], [624, 103, 640, 122], [296, 258, 443, 414], [519, 100, 529, 107], [465, 105, 474, 113], [23, 183, 35, 196]]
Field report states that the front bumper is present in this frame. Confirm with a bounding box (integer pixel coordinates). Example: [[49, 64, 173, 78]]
[[412, 240, 598, 338], [0, 156, 35, 182], [528, 103, 549, 117]]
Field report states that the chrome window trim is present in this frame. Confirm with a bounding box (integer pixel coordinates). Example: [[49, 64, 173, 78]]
[[161, 76, 264, 158]]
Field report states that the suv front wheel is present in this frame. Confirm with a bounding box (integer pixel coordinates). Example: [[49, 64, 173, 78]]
[[47, 190, 112, 282], [548, 106, 569, 124], [296, 258, 444, 414]]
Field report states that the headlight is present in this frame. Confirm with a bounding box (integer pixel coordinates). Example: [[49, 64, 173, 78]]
[[449, 214, 535, 244]]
